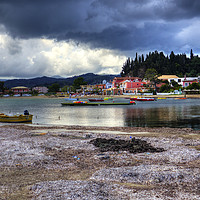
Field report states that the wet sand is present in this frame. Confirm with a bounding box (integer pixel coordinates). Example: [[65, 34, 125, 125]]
[[0, 124, 200, 199]]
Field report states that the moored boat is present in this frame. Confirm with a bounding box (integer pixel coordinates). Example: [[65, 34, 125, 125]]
[[0, 112, 33, 123], [136, 97, 155, 101], [175, 97, 187, 100], [62, 101, 136, 106], [130, 97, 155, 101], [73, 101, 88, 104], [104, 97, 113, 100], [130, 96, 138, 101]]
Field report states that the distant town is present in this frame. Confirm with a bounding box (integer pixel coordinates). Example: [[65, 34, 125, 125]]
[[0, 74, 199, 97], [1, 50, 200, 97]]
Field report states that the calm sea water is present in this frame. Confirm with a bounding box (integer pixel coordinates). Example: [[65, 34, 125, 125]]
[[0, 97, 200, 130]]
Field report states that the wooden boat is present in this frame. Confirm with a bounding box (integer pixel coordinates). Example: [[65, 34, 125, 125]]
[[175, 97, 187, 100], [88, 98, 104, 102], [130, 96, 138, 100], [73, 101, 88, 104], [62, 101, 136, 106], [0, 113, 33, 123], [130, 97, 155, 101], [104, 97, 113, 100], [136, 97, 155, 101]]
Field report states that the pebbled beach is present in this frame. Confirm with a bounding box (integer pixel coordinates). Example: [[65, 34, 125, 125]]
[[0, 125, 199, 199]]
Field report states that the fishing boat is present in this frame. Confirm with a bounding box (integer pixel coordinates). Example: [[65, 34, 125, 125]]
[[104, 97, 113, 100], [0, 110, 33, 123], [130, 97, 155, 101], [73, 101, 88, 104], [136, 97, 155, 101], [175, 97, 187, 100], [62, 101, 136, 106], [130, 96, 138, 100]]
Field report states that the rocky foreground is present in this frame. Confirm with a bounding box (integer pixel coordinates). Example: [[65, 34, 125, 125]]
[[0, 125, 200, 199]]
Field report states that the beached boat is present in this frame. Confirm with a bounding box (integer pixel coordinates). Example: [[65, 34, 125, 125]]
[[0, 110, 33, 123]]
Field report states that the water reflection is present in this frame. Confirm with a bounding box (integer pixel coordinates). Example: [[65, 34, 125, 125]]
[[0, 98, 199, 130], [124, 102, 200, 130]]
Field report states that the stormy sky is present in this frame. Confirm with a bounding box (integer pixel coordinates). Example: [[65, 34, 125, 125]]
[[0, 0, 200, 79]]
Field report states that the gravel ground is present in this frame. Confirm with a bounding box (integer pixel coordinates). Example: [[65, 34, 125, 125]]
[[0, 125, 199, 199]]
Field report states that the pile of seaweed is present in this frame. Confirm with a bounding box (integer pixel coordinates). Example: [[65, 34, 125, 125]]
[[90, 137, 165, 153]]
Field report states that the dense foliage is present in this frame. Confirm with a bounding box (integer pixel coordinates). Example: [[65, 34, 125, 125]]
[[121, 50, 200, 78]]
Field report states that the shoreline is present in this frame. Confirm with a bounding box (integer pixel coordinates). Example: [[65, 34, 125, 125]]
[[0, 124, 200, 199], [1, 93, 200, 99]]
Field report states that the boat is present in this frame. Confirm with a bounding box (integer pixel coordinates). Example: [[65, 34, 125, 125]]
[[136, 97, 155, 101], [62, 101, 136, 106], [130, 96, 138, 101], [104, 97, 113, 100], [175, 97, 187, 100], [88, 98, 104, 102], [0, 110, 33, 123], [130, 97, 155, 101], [73, 101, 88, 104]]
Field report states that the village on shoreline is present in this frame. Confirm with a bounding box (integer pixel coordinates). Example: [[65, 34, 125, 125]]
[[1, 74, 200, 98]]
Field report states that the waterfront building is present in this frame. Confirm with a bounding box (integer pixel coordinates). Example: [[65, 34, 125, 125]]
[[11, 86, 29, 96]]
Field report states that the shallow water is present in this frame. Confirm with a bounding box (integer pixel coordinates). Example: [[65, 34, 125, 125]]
[[0, 97, 200, 130]]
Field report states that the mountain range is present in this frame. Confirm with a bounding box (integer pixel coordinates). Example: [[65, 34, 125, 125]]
[[4, 73, 119, 89]]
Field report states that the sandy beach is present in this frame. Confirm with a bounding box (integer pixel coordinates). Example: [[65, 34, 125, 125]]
[[0, 124, 199, 199]]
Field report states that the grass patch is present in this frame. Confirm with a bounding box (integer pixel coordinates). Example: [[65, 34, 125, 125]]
[[115, 182, 155, 190]]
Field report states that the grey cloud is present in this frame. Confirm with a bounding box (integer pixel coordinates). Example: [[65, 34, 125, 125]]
[[65, 22, 181, 53], [5, 39, 22, 55], [0, 0, 199, 52]]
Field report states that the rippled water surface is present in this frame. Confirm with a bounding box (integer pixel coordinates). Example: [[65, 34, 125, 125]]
[[0, 98, 200, 130]]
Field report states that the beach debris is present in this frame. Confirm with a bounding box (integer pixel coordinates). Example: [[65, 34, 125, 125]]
[[96, 153, 110, 160], [30, 132, 47, 136], [89, 137, 165, 153], [73, 155, 80, 160]]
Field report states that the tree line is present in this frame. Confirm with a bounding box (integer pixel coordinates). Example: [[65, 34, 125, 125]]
[[121, 49, 200, 78]]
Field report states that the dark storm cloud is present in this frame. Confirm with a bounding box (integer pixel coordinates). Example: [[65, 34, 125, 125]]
[[0, 0, 199, 51], [65, 23, 178, 52]]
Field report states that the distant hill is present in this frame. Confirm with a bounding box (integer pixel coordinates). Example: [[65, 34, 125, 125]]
[[4, 73, 119, 88]]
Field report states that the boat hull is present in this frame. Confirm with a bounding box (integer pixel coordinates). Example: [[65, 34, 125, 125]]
[[0, 114, 33, 123], [62, 102, 135, 106], [136, 98, 155, 101]]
